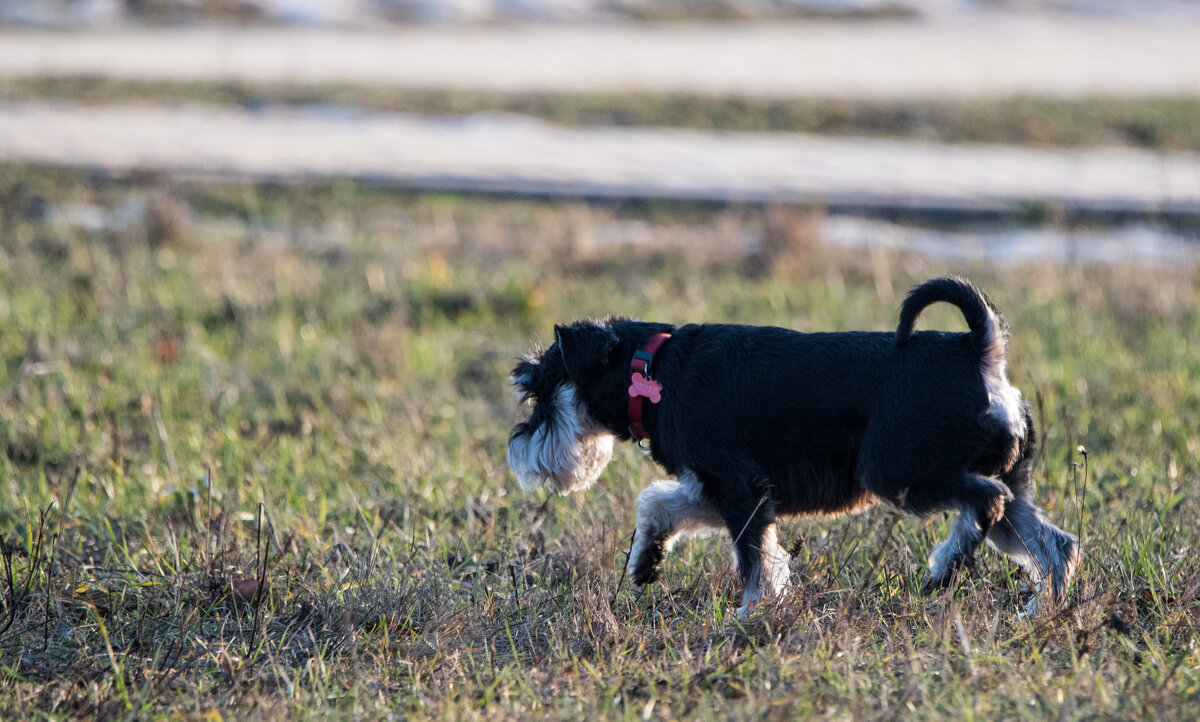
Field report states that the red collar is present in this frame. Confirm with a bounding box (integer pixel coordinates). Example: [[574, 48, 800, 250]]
[[628, 333, 671, 441]]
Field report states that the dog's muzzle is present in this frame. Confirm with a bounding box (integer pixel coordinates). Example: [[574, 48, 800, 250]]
[[507, 382, 613, 494], [507, 426, 613, 495]]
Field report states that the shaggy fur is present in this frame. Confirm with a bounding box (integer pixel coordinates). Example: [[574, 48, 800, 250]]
[[506, 277, 1079, 614]]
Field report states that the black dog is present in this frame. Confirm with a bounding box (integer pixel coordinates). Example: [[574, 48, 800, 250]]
[[507, 277, 1079, 615]]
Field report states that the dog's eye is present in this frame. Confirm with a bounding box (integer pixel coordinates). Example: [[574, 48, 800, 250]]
[[510, 372, 538, 406], [512, 385, 537, 405]]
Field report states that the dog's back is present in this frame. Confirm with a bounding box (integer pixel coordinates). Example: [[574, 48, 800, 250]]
[[649, 279, 1020, 518], [649, 325, 896, 515]]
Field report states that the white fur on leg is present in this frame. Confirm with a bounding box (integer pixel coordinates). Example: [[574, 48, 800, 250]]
[[737, 568, 762, 619], [626, 474, 723, 579], [760, 524, 791, 597], [735, 523, 792, 618]]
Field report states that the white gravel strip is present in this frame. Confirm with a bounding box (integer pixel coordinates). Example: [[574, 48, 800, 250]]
[[3, 103, 1199, 210], [2, 20, 1200, 99]]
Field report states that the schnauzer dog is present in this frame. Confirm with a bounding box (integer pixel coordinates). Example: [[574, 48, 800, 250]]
[[506, 277, 1079, 615]]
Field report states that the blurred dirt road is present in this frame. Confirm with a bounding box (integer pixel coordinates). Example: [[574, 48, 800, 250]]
[[2, 18, 1200, 98], [3, 103, 1198, 210], [2, 19, 1200, 208]]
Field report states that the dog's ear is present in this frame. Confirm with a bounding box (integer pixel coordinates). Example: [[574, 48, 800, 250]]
[[555, 322, 618, 386]]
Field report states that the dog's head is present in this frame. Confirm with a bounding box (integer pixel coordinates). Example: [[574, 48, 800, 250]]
[[506, 321, 622, 495]]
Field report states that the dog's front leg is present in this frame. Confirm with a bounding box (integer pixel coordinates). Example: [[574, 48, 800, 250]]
[[627, 476, 723, 586], [717, 486, 790, 617]]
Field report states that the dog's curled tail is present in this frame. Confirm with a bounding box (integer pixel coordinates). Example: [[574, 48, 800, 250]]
[[895, 276, 1008, 362]]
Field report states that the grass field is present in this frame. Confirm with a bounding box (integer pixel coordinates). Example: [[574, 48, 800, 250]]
[[0, 165, 1198, 719]]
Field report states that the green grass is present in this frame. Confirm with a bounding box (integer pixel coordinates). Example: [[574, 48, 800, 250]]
[[7, 76, 1200, 151], [0, 164, 1198, 719]]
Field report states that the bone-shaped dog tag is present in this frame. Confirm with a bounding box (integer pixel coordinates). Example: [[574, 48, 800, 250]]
[[628, 372, 663, 403]]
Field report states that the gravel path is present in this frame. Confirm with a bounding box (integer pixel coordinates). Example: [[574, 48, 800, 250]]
[[4, 103, 1198, 210], [3, 19, 1200, 99], [4, 22, 1200, 209]]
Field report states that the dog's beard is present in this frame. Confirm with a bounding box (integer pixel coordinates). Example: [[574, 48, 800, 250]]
[[507, 383, 614, 494]]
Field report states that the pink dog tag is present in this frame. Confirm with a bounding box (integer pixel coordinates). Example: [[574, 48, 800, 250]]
[[628, 372, 663, 404]]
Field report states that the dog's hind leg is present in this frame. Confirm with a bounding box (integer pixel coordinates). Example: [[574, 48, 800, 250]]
[[926, 510, 989, 589], [923, 473, 1013, 591], [627, 475, 724, 586], [986, 411, 1080, 612], [986, 497, 1080, 614]]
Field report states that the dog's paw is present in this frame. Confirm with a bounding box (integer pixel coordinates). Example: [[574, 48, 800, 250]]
[[922, 573, 951, 595], [1017, 595, 1040, 620], [629, 564, 661, 587], [627, 527, 672, 586], [628, 543, 666, 586], [925, 538, 976, 593], [983, 490, 1012, 528], [924, 558, 974, 594]]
